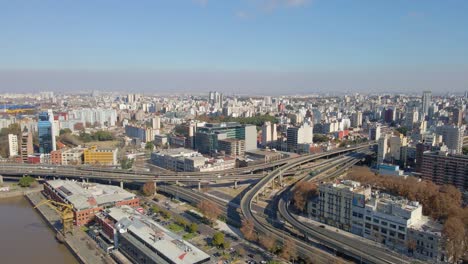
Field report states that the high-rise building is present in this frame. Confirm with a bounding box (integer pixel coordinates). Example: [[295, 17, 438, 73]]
[[351, 111, 363, 128], [286, 122, 313, 153], [377, 134, 389, 165], [405, 108, 419, 129], [20, 128, 33, 163], [452, 107, 463, 127], [38, 112, 53, 154], [261, 121, 277, 147], [421, 91, 432, 117], [152, 116, 161, 130], [369, 124, 381, 141], [436, 125, 465, 154], [7, 134, 18, 157], [421, 152, 468, 191], [47, 109, 57, 151]]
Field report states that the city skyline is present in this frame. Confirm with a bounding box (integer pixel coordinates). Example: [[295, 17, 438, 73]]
[[1, 0, 468, 93]]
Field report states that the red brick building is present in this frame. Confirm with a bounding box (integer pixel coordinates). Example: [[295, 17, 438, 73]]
[[43, 180, 139, 226]]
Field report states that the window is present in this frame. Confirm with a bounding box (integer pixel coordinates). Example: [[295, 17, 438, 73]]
[[398, 226, 405, 231], [381, 221, 387, 226], [381, 228, 387, 234], [398, 233, 405, 240], [373, 218, 379, 224], [365, 216, 371, 221], [390, 224, 396, 229]]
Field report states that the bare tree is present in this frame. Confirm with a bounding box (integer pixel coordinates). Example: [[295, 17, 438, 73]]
[[259, 235, 277, 253], [292, 181, 318, 211], [141, 181, 156, 196], [240, 218, 257, 241], [443, 217, 466, 263], [197, 199, 221, 224], [280, 237, 297, 261]]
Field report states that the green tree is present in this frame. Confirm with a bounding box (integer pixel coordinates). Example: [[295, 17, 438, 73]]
[[395, 126, 408, 136], [463, 146, 468, 155], [212, 231, 225, 248], [18, 176, 36, 188], [59, 128, 72, 135], [145, 141, 154, 151], [188, 223, 198, 233], [120, 157, 134, 169]]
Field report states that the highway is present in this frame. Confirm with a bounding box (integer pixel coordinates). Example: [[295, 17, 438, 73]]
[[276, 158, 408, 264], [239, 145, 374, 263]]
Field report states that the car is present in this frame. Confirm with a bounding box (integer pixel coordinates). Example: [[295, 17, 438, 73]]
[[319, 225, 325, 228]]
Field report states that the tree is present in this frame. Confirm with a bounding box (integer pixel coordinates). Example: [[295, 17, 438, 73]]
[[443, 217, 466, 263], [313, 134, 329, 143], [141, 181, 156, 196], [145, 141, 154, 151], [197, 199, 221, 224], [212, 231, 225, 248], [395, 126, 408, 136], [280, 237, 297, 261], [59, 128, 72, 135], [240, 218, 256, 241], [463, 146, 468, 155], [120, 157, 134, 169], [18, 176, 36, 188], [188, 223, 198, 233], [292, 181, 318, 211], [259, 235, 277, 253]]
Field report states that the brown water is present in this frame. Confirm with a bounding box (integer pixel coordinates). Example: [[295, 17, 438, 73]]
[[0, 196, 78, 264]]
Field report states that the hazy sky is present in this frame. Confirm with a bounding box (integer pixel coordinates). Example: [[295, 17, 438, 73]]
[[1, 0, 467, 94]]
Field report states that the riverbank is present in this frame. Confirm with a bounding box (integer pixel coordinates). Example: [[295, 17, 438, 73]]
[[0, 183, 43, 199], [26, 191, 116, 264]]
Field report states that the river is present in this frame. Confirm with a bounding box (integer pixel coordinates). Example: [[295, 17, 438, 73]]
[[0, 196, 78, 264]]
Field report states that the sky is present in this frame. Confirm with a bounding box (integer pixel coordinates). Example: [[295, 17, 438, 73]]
[[0, 0, 467, 94]]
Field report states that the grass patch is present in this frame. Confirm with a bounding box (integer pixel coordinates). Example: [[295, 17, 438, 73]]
[[168, 223, 184, 233], [182, 233, 197, 240]]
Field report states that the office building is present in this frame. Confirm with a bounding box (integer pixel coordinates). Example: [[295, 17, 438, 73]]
[[43, 180, 139, 226], [421, 151, 468, 191], [47, 109, 57, 151], [125, 125, 158, 143], [84, 146, 118, 166], [194, 122, 256, 155], [7, 134, 18, 157], [38, 112, 54, 154], [151, 148, 235, 172], [95, 206, 210, 264], [405, 109, 419, 130]]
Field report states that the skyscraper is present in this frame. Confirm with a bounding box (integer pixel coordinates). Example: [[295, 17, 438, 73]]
[[261, 121, 277, 147], [422, 91, 432, 117], [38, 112, 53, 154]]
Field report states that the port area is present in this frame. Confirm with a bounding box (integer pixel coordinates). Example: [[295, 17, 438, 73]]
[[26, 191, 117, 264]]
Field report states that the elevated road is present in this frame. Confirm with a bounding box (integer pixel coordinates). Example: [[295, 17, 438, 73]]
[[277, 158, 408, 264], [239, 145, 373, 263]]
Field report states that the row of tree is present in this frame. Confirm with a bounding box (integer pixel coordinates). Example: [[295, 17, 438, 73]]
[[346, 171, 468, 263]]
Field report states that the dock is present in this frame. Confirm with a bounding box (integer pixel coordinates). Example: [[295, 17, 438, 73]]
[[26, 191, 116, 264]]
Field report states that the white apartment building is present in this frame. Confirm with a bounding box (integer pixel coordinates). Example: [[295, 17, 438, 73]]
[[8, 134, 18, 157]]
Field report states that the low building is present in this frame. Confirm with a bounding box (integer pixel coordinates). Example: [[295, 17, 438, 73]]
[[421, 151, 468, 191], [95, 206, 210, 264], [43, 180, 139, 226], [151, 148, 202, 172], [84, 146, 118, 166], [61, 148, 85, 165]]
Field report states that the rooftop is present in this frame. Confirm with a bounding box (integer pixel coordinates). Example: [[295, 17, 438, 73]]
[[47, 180, 136, 210], [106, 206, 210, 264]]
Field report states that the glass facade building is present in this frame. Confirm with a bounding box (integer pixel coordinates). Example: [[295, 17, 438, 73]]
[[38, 112, 53, 154]]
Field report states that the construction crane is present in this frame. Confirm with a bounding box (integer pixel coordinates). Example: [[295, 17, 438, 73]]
[[34, 199, 74, 235]]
